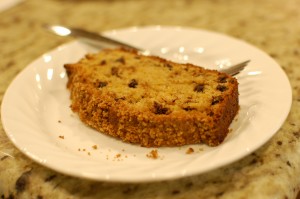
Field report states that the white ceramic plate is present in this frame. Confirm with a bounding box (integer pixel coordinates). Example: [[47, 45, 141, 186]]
[[1, 26, 292, 182]]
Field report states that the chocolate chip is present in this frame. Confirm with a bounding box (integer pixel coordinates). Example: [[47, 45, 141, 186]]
[[100, 60, 106, 65], [164, 63, 173, 70], [211, 96, 223, 105], [217, 85, 228, 92], [96, 81, 108, 88], [114, 97, 126, 101], [115, 57, 125, 64], [218, 75, 227, 83], [153, 102, 169, 115], [111, 67, 120, 77], [128, 79, 138, 88], [194, 84, 204, 92], [183, 106, 196, 111], [229, 79, 236, 84]]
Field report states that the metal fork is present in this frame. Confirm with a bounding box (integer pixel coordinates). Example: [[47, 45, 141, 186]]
[[45, 25, 250, 76], [219, 60, 250, 76]]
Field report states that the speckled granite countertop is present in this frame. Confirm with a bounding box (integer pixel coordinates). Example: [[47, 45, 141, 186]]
[[0, 0, 300, 198]]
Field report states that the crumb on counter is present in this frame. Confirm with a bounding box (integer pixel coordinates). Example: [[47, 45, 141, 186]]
[[92, 145, 98, 150], [58, 135, 64, 139]]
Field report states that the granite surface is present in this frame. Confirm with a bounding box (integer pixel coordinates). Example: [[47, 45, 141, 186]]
[[0, 0, 300, 198]]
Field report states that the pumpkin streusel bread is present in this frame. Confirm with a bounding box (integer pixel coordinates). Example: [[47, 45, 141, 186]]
[[64, 48, 239, 147]]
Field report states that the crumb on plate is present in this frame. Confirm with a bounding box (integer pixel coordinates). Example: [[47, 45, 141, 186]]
[[186, 147, 194, 154], [146, 149, 159, 159]]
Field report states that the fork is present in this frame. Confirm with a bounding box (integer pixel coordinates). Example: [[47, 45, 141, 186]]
[[219, 60, 250, 76], [45, 25, 250, 76]]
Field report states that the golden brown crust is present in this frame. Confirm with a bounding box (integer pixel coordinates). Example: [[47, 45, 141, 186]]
[[64, 48, 239, 147]]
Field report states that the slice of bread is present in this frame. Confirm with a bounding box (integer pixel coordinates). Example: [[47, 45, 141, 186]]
[[64, 48, 239, 147]]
